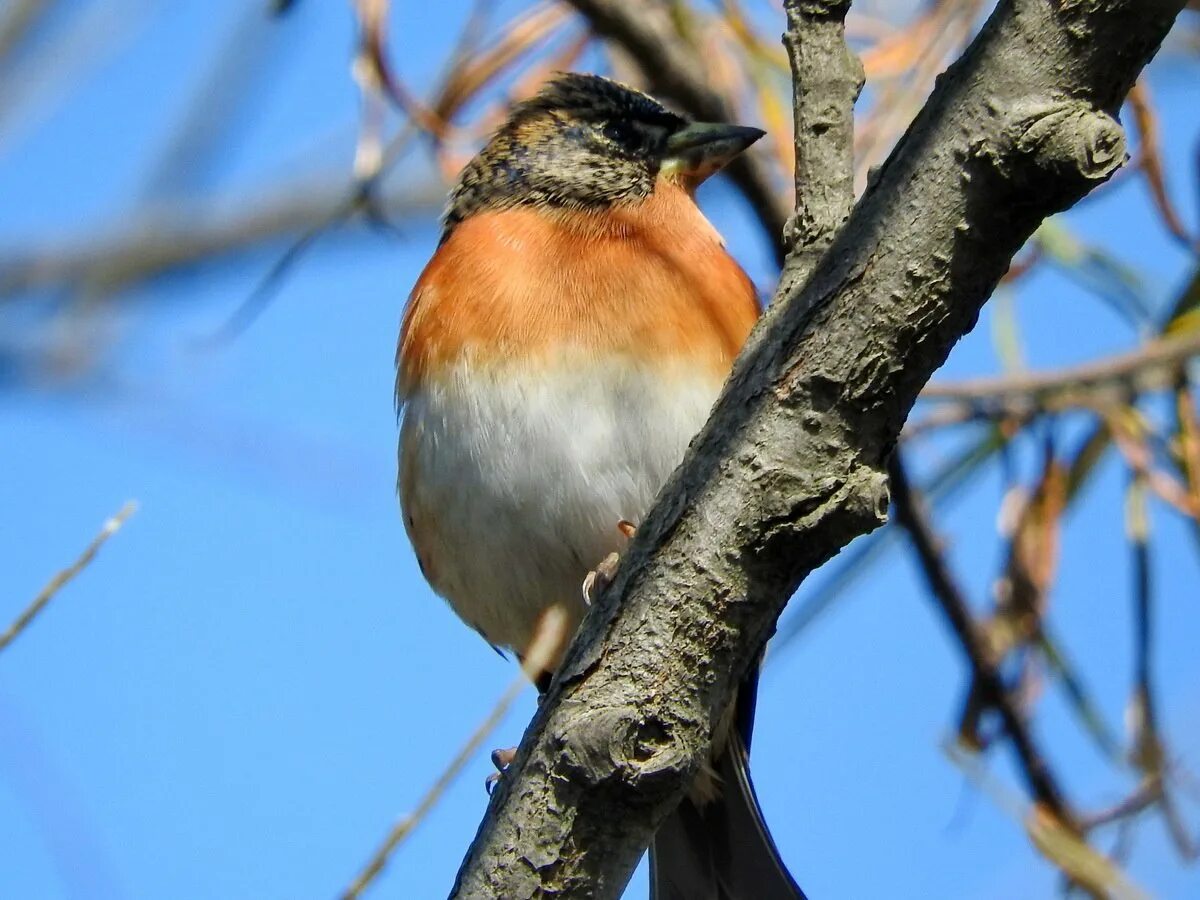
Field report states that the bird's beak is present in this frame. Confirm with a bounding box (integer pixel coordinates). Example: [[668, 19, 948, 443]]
[[661, 122, 766, 184]]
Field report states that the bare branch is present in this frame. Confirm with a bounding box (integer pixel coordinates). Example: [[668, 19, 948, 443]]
[[0, 0, 54, 62], [341, 607, 570, 900], [0, 180, 443, 299], [779, 0, 862, 295], [0, 500, 137, 655], [1128, 79, 1198, 250], [920, 331, 1200, 409], [888, 454, 1077, 828]]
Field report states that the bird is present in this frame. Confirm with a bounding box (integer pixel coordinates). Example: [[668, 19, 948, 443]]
[[396, 72, 805, 900]]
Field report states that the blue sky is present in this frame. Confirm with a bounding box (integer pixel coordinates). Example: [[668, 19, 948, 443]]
[[1, 3, 1198, 898]]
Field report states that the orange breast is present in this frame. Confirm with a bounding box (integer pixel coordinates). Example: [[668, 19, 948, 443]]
[[396, 181, 759, 395]]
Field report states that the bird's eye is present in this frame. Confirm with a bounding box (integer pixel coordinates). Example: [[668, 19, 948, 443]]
[[602, 120, 637, 145]]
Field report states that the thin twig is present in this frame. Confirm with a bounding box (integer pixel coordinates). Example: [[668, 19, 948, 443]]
[[888, 454, 1078, 830], [0, 501, 138, 654], [1081, 776, 1163, 831], [342, 606, 570, 900], [199, 2, 567, 343], [1107, 412, 1198, 517], [0, 180, 442, 299], [1121, 475, 1199, 860], [340, 681, 526, 899], [1127, 79, 1197, 250], [920, 331, 1200, 407], [1125, 474, 1158, 770], [946, 743, 1151, 900]]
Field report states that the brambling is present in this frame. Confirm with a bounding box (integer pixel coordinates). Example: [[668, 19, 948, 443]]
[[397, 73, 804, 900]]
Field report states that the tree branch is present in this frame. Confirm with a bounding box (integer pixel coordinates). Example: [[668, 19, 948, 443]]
[[0, 500, 137, 655], [901, 331, 1200, 436], [921, 330, 1200, 408], [451, 1, 1184, 897], [563, 0, 791, 258], [0, 180, 442, 299], [887, 455, 1077, 829], [780, 0, 862, 295]]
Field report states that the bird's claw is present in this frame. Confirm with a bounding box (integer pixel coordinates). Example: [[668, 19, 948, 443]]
[[582, 552, 621, 605], [486, 746, 518, 794], [581, 521, 637, 605]]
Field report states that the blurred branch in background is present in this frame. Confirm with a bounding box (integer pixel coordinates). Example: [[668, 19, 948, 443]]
[[0, 501, 137, 656], [1128, 79, 1198, 252], [0, 1, 53, 62], [867, 264, 1200, 882], [918, 330, 1200, 421], [341, 606, 570, 900], [2, 2, 1194, 381], [0, 181, 443, 301], [0, 1, 144, 154], [888, 454, 1077, 826]]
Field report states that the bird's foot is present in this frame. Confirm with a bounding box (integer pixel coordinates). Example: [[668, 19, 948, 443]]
[[486, 746, 518, 794], [581, 520, 638, 605], [582, 552, 620, 606]]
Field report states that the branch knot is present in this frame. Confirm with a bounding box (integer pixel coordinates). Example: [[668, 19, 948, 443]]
[[1013, 99, 1124, 181], [979, 97, 1126, 192], [556, 705, 690, 794]]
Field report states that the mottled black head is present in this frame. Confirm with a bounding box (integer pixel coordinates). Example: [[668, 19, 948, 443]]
[[442, 73, 764, 236]]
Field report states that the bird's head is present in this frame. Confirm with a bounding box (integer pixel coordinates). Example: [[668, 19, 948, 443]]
[[443, 72, 764, 234]]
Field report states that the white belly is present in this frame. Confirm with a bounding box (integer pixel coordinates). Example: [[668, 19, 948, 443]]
[[399, 357, 723, 657]]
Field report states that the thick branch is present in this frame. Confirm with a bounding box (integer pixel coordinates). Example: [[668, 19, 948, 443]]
[[452, 1, 1184, 897], [781, 0, 863, 294], [563, 0, 790, 258]]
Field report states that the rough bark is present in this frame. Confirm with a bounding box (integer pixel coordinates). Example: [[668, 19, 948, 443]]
[[450, 1, 1186, 898], [780, 0, 863, 297]]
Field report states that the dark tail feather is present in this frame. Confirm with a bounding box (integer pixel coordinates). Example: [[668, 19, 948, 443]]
[[648, 672, 806, 900]]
